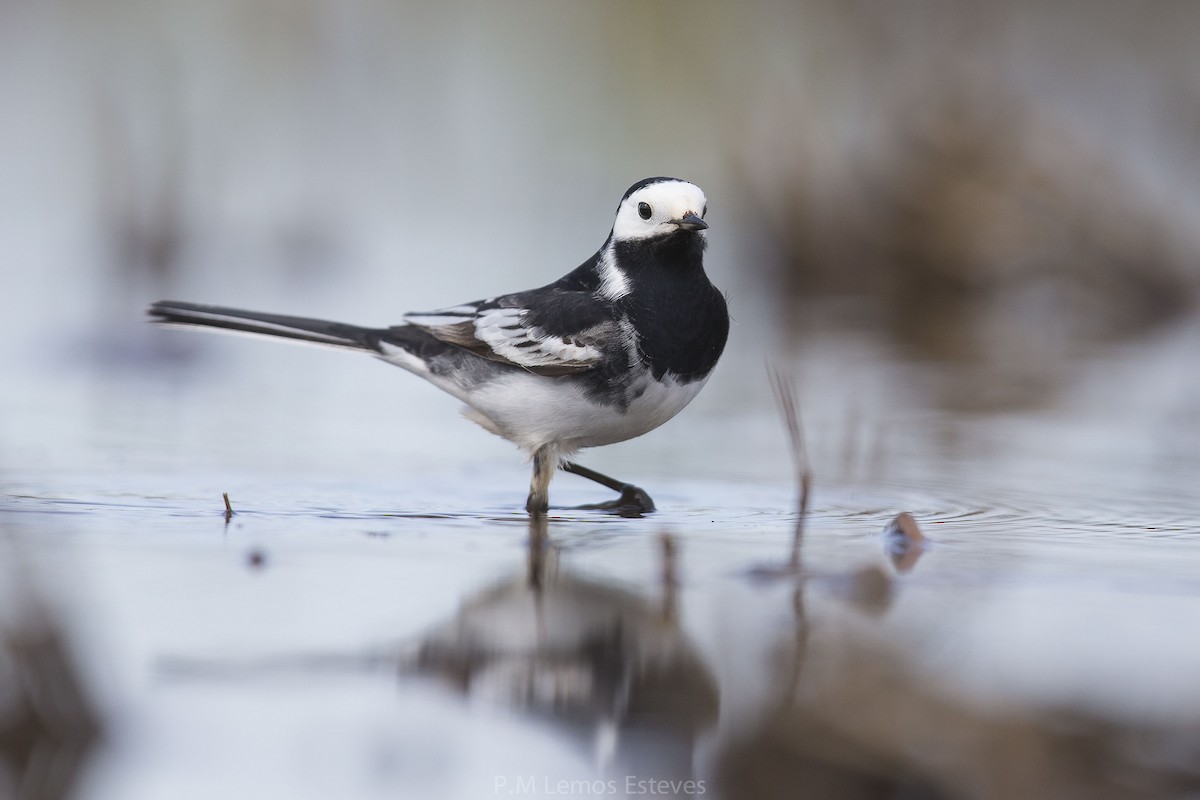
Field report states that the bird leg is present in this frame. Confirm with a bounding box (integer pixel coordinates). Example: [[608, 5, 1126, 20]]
[[560, 461, 655, 517], [525, 446, 556, 517]]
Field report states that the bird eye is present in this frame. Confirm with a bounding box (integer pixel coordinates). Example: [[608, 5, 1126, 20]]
[[637, 202, 652, 220], [702, 204, 708, 218]]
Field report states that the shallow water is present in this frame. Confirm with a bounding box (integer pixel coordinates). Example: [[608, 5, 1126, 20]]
[[3, 308, 1200, 799]]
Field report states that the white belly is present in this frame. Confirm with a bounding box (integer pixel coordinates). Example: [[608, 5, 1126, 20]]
[[460, 371, 708, 456]]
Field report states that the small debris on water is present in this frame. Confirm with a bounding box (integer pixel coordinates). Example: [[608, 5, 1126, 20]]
[[882, 512, 927, 574]]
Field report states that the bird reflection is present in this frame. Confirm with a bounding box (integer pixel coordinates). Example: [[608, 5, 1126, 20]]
[[721, 470, 1192, 800], [414, 516, 718, 778]]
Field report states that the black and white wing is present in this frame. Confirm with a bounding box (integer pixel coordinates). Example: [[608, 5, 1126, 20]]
[[401, 288, 622, 376]]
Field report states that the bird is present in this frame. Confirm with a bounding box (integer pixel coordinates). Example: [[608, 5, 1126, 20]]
[[148, 177, 729, 516]]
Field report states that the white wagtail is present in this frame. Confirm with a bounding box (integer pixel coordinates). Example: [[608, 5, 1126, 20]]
[[149, 177, 729, 516]]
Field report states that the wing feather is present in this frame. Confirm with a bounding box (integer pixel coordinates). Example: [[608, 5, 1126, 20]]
[[401, 289, 616, 376]]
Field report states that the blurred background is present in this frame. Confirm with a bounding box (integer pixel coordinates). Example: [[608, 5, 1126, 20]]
[[3, 1, 1200, 798], [3, 0, 1199, 474], [5, 0, 1200, 355]]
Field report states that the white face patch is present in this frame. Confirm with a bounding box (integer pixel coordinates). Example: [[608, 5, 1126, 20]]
[[611, 180, 708, 242]]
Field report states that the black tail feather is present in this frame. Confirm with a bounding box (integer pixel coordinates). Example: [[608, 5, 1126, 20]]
[[147, 301, 384, 352]]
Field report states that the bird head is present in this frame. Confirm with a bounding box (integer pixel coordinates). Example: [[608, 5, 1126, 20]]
[[611, 178, 708, 242]]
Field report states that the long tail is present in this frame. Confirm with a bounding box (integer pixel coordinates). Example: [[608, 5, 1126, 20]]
[[148, 301, 386, 352]]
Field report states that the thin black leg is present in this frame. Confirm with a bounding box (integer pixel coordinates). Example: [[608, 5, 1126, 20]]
[[560, 461, 655, 517]]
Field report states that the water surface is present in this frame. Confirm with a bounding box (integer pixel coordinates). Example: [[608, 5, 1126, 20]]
[[3, 309, 1199, 799]]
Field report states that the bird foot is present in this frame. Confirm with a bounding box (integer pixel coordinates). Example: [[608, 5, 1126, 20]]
[[575, 485, 656, 518]]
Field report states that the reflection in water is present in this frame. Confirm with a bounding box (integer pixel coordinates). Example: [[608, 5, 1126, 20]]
[[0, 530, 101, 800], [141, 501, 1200, 799], [719, 506, 1200, 800], [414, 519, 718, 783], [716, 593, 1200, 800], [724, 401, 1200, 800]]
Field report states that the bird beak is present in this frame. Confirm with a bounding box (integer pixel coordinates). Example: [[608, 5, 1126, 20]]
[[675, 213, 708, 231]]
